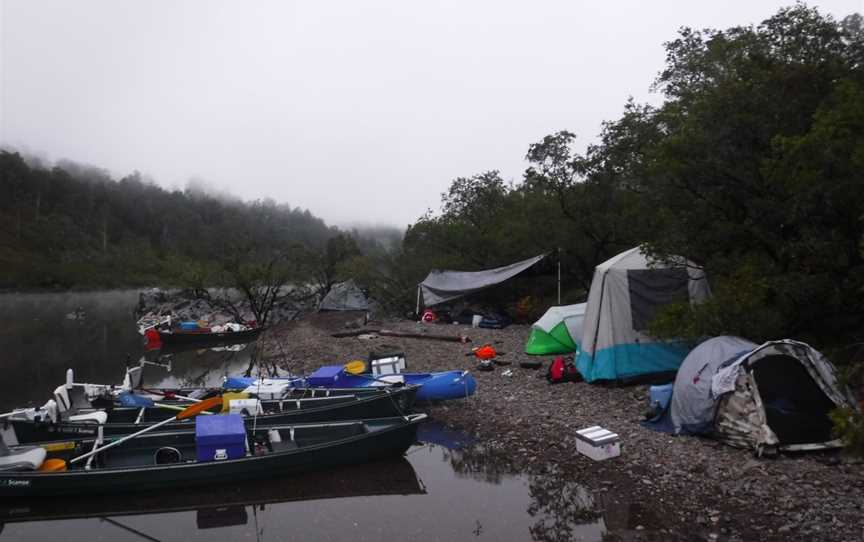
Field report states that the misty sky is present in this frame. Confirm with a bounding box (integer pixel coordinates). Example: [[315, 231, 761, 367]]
[[1, 1, 860, 228]]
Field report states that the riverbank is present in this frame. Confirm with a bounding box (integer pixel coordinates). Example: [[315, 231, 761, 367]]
[[259, 313, 864, 541]]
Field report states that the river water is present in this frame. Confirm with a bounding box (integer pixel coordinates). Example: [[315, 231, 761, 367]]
[[0, 291, 628, 541]]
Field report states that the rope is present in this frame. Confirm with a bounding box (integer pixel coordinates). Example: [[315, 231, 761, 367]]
[[252, 343, 263, 435]]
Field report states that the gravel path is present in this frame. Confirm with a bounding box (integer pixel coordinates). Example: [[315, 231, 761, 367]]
[[259, 313, 864, 541]]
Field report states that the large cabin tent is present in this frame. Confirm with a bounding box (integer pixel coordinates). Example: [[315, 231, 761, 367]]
[[525, 303, 586, 355], [576, 246, 711, 383]]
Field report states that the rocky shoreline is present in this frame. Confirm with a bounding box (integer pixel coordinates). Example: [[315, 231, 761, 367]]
[[258, 313, 864, 541]]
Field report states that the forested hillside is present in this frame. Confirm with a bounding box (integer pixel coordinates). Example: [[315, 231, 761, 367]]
[[0, 151, 397, 289]]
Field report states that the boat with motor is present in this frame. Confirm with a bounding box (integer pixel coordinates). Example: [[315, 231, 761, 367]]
[[0, 412, 427, 497]]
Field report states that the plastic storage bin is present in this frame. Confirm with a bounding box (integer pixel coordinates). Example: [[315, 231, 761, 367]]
[[307, 365, 345, 387], [196, 414, 246, 462]]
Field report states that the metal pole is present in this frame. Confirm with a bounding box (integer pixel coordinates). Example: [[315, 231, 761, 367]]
[[416, 286, 422, 318], [557, 248, 562, 305]]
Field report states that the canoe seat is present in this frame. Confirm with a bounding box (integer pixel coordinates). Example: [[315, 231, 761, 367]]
[[68, 411, 108, 424], [53, 385, 93, 414], [269, 440, 299, 452], [0, 446, 46, 472]]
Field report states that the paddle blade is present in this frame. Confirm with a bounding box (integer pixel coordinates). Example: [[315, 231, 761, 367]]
[[117, 391, 155, 408], [39, 458, 68, 472], [345, 360, 366, 375], [177, 395, 223, 420]]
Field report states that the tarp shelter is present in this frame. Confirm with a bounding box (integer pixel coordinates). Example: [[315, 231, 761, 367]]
[[576, 246, 711, 383], [319, 280, 369, 311], [710, 340, 857, 453], [525, 303, 586, 355], [669, 336, 758, 435], [417, 254, 546, 309]]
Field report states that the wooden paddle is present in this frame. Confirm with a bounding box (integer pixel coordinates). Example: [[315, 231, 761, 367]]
[[70, 395, 223, 465]]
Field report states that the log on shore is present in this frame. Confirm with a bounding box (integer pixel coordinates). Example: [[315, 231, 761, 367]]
[[331, 329, 381, 338], [378, 329, 471, 343]]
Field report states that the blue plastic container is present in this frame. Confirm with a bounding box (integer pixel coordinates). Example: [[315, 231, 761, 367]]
[[180, 321, 201, 330], [649, 383, 674, 411], [195, 414, 246, 462], [306, 365, 346, 387]]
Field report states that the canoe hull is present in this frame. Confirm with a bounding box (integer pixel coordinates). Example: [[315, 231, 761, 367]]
[[156, 327, 264, 346], [336, 371, 477, 401], [7, 386, 418, 444], [0, 415, 425, 497]]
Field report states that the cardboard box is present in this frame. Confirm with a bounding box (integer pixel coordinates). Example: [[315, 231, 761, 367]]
[[575, 426, 621, 461]]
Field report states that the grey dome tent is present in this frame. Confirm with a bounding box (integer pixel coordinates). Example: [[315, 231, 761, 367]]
[[710, 340, 858, 453], [319, 280, 369, 312], [669, 336, 758, 435], [655, 338, 858, 453]]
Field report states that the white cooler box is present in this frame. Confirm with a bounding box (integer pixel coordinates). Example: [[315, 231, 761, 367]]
[[229, 398, 263, 416], [575, 426, 621, 461], [243, 381, 293, 400], [371, 355, 406, 376]]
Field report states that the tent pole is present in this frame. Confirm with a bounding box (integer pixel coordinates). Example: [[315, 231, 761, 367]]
[[416, 286, 421, 318], [557, 248, 562, 305]]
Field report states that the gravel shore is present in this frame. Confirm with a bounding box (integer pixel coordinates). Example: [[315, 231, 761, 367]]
[[259, 313, 864, 541]]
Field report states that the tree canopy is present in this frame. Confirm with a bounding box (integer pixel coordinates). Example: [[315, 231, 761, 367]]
[[397, 5, 864, 347]]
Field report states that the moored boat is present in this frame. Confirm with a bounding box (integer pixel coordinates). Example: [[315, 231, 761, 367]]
[[0, 413, 427, 497], [305, 367, 477, 401], [226, 368, 477, 401], [4, 385, 419, 444], [156, 326, 264, 346]]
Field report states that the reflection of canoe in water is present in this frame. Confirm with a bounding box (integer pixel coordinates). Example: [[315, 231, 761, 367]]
[[153, 340, 252, 355], [0, 414, 426, 497], [0, 456, 425, 525], [8, 385, 419, 444], [156, 327, 264, 347]]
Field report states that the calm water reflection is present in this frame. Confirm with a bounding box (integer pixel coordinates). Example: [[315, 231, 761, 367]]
[[0, 292, 626, 541], [0, 290, 257, 411], [1, 424, 618, 541]]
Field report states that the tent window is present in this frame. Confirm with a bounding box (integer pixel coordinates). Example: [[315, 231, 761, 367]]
[[751, 355, 836, 445], [627, 269, 689, 332]]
